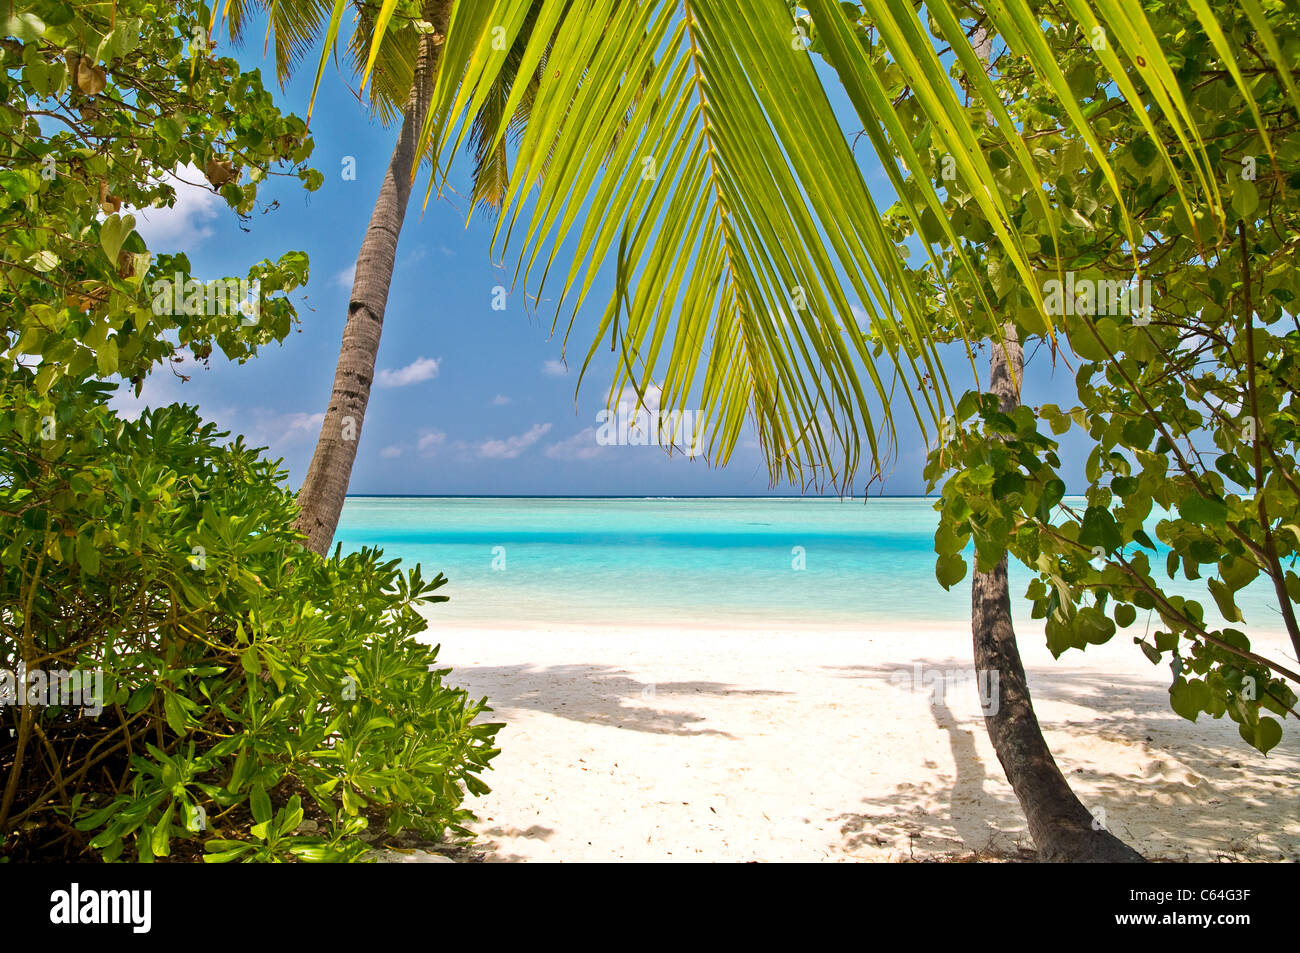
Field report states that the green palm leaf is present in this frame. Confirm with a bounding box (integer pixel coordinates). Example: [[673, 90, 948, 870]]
[[421, 0, 962, 488], [326, 0, 1300, 488]]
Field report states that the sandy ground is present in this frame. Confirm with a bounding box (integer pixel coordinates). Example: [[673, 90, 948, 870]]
[[427, 621, 1300, 862]]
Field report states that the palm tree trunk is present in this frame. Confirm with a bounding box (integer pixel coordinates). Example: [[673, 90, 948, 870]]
[[972, 328, 1144, 862], [294, 1, 450, 555]]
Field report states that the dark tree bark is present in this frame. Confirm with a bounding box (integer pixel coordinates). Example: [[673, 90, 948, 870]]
[[972, 327, 1144, 862], [959, 20, 1143, 863], [293, 0, 451, 555]]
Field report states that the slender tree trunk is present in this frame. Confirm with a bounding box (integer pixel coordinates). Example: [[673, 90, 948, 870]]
[[972, 328, 1143, 862], [294, 1, 451, 555], [961, 20, 1141, 862]]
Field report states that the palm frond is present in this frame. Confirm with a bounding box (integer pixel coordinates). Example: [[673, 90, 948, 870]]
[[422, 0, 963, 489], [219, 0, 336, 90], [346, 0, 1300, 488]]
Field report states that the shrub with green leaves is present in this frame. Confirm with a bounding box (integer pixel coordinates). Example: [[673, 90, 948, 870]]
[[1, 0, 499, 860], [846, 0, 1300, 753], [3, 396, 500, 861]]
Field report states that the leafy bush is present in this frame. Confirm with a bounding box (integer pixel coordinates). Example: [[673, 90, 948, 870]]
[[895, 0, 1300, 753], [1, 391, 500, 861], [1, 0, 500, 860]]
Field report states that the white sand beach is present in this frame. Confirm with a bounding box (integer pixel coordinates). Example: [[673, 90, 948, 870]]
[[430, 621, 1300, 862]]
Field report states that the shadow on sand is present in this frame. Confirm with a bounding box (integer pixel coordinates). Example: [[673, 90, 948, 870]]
[[452, 654, 1296, 860], [826, 662, 1298, 861], [452, 662, 790, 738]]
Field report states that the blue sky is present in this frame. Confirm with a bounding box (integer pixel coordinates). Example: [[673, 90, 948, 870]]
[[112, 22, 1088, 497]]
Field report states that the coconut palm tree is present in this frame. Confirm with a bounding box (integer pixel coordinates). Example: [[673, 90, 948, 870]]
[[333, 0, 1297, 860], [218, 0, 554, 554]]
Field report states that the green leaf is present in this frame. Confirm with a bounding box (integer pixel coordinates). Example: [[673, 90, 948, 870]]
[[250, 783, 272, 825], [151, 814, 171, 857], [5, 13, 46, 42], [162, 691, 188, 735], [340, 784, 361, 816], [75, 534, 100, 575], [1170, 677, 1210, 722], [95, 336, 118, 377], [204, 840, 252, 863], [934, 519, 968, 557], [1045, 615, 1074, 658], [1066, 313, 1108, 362], [153, 116, 181, 147], [1078, 506, 1121, 553], [1218, 556, 1259, 591], [278, 796, 304, 837], [935, 552, 967, 590], [137, 824, 155, 863], [1207, 578, 1242, 623], [99, 212, 134, 264], [1037, 478, 1066, 520], [1255, 716, 1282, 754], [25, 59, 63, 97], [29, 250, 58, 272], [1178, 494, 1228, 528], [1074, 606, 1115, 646], [1231, 176, 1260, 221], [1131, 136, 1158, 167]]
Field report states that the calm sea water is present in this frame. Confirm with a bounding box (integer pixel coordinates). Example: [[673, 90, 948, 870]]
[[334, 496, 1286, 632]]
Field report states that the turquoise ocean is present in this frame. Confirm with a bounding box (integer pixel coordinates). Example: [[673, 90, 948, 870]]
[[334, 496, 1286, 632]]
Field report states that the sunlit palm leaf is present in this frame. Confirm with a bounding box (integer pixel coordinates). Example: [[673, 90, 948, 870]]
[[331, 0, 1298, 488], [218, 0, 413, 124], [358, 0, 401, 95], [421, 0, 962, 488], [219, 0, 336, 88], [220, 0, 544, 197]]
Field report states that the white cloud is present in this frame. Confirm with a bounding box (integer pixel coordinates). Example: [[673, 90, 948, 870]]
[[244, 409, 324, 447], [376, 430, 444, 459], [125, 163, 221, 252], [478, 423, 552, 459], [334, 263, 356, 289], [545, 426, 608, 461], [377, 356, 441, 388], [490, 394, 512, 406], [109, 369, 327, 459], [611, 384, 662, 417], [542, 359, 568, 377], [109, 373, 182, 422]]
